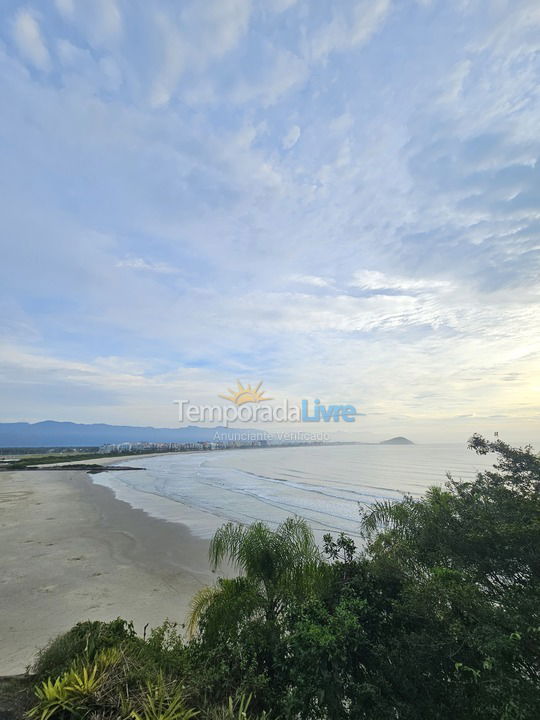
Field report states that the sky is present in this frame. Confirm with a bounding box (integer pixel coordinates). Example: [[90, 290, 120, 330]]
[[0, 0, 539, 443]]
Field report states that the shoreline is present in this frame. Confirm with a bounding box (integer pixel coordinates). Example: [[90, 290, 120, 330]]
[[0, 469, 214, 675]]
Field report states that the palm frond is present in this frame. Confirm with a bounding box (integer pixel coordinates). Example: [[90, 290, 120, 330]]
[[186, 585, 221, 638], [361, 496, 418, 535], [186, 577, 264, 638]]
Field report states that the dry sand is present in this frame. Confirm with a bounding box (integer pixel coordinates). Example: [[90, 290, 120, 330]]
[[0, 469, 214, 675]]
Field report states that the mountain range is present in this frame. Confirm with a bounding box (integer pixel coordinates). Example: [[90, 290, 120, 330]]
[[0, 421, 269, 447], [0, 421, 413, 448]]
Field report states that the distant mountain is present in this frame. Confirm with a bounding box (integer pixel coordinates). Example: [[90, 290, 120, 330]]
[[0, 421, 271, 448], [380, 436, 414, 445]]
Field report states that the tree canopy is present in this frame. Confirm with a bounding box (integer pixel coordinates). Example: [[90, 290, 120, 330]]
[[26, 436, 540, 719]]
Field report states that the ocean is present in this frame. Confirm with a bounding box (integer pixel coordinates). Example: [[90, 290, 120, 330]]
[[94, 444, 494, 542]]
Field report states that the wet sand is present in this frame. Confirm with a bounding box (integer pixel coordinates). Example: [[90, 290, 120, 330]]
[[0, 469, 214, 674]]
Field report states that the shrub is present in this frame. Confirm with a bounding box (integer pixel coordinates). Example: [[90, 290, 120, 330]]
[[133, 620, 186, 676], [28, 648, 122, 720], [204, 693, 270, 720], [31, 618, 135, 680], [130, 672, 198, 720]]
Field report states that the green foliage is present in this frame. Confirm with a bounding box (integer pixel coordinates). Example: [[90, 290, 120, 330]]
[[26, 436, 540, 719], [130, 672, 198, 720], [28, 676, 74, 720], [188, 517, 324, 639], [130, 620, 187, 678], [5, 453, 105, 469], [28, 646, 196, 720], [348, 435, 540, 718], [63, 663, 103, 698], [205, 694, 269, 720], [31, 618, 135, 680], [187, 436, 540, 718], [28, 648, 121, 720]]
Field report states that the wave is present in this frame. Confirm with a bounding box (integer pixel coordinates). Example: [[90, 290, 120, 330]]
[[94, 445, 492, 541]]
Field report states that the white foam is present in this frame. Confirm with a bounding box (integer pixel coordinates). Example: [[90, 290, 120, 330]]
[[92, 445, 492, 542]]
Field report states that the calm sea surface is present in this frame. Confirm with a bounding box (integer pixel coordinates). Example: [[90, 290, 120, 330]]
[[97, 444, 494, 541]]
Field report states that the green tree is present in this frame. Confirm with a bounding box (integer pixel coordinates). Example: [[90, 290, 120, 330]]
[[266, 435, 540, 718], [185, 517, 324, 713], [188, 516, 323, 638], [353, 434, 540, 718]]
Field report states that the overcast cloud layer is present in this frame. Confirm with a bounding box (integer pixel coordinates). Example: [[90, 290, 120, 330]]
[[1, 0, 539, 442]]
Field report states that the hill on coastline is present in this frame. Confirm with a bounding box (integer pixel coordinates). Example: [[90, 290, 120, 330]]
[[380, 436, 414, 445]]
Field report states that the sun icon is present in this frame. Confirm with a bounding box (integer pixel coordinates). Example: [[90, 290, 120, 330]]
[[219, 380, 272, 406]]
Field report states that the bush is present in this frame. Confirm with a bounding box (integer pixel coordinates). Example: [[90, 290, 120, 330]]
[[31, 618, 136, 680], [28, 647, 124, 720]]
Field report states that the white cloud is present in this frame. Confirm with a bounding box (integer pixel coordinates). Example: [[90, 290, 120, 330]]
[[99, 56, 122, 91], [230, 47, 307, 106], [289, 274, 331, 287], [151, 0, 251, 107], [96, 0, 122, 38], [149, 12, 185, 107], [56, 38, 88, 65], [12, 9, 51, 71], [439, 59, 472, 104], [310, 0, 392, 61], [474, 0, 540, 56], [329, 112, 355, 135], [54, 0, 121, 48], [116, 258, 178, 275], [351, 270, 452, 294], [270, 0, 299, 11], [2, 0, 540, 440], [54, 0, 74, 19], [196, 0, 251, 58], [282, 124, 301, 149]]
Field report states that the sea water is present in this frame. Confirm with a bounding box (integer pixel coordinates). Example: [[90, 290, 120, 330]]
[[94, 444, 494, 542]]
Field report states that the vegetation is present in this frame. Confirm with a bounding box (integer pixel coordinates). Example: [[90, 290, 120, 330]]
[[187, 517, 323, 637], [31, 619, 137, 680], [18, 435, 540, 719], [2, 453, 108, 470]]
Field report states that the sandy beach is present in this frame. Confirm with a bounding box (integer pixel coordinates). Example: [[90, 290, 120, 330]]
[[0, 469, 214, 675]]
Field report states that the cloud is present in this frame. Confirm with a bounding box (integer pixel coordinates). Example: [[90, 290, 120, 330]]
[[150, 0, 251, 107], [55, 0, 122, 45], [116, 258, 179, 274], [309, 0, 392, 61], [12, 9, 50, 71], [230, 47, 308, 106], [288, 274, 331, 287], [351, 270, 451, 294], [149, 12, 185, 107], [282, 124, 301, 149], [269, 0, 299, 12], [54, 0, 74, 19], [197, 0, 251, 57], [1, 0, 539, 441], [439, 60, 472, 104], [329, 113, 354, 135], [93, 0, 122, 41]]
